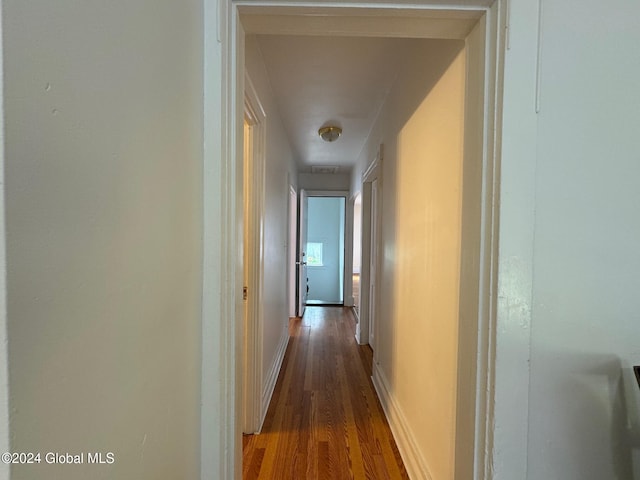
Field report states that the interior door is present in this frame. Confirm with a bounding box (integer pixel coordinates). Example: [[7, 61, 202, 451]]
[[297, 189, 308, 317], [368, 179, 379, 347]]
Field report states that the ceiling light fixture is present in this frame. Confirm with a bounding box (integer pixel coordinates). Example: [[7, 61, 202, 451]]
[[318, 126, 342, 142]]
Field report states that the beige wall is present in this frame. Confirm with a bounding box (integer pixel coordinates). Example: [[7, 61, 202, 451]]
[[392, 49, 465, 480], [352, 39, 465, 479], [245, 36, 298, 408], [3, 0, 203, 478]]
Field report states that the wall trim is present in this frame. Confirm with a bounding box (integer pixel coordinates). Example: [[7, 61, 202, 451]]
[[357, 146, 382, 347], [259, 327, 289, 430], [372, 363, 434, 480], [243, 72, 267, 435], [201, 0, 240, 478], [362, 144, 382, 183]]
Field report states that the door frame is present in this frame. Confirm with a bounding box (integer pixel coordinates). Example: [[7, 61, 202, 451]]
[[242, 73, 266, 434], [205, 1, 506, 479], [350, 191, 363, 316], [288, 183, 297, 318], [296, 189, 308, 316], [303, 190, 350, 306], [356, 149, 382, 352]]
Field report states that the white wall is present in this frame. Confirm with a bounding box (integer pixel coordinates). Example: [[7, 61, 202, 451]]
[[352, 39, 465, 479], [516, 1, 640, 478], [299, 172, 351, 191], [3, 1, 203, 478], [245, 36, 298, 401], [493, 0, 640, 478]]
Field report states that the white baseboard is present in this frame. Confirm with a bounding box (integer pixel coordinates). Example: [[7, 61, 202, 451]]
[[259, 327, 289, 431], [372, 363, 433, 480], [354, 307, 367, 345]]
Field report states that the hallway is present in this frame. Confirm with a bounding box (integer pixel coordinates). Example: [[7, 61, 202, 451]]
[[242, 307, 409, 479]]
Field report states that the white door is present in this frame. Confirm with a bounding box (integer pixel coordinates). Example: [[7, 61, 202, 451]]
[[368, 179, 379, 347], [297, 189, 308, 317]]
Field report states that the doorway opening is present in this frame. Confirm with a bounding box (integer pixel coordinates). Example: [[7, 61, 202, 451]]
[[305, 195, 346, 306], [207, 3, 504, 480]]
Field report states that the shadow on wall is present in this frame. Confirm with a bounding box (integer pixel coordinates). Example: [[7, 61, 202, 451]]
[[371, 38, 466, 480], [535, 351, 640, 479], [376, 38, 465, 380]]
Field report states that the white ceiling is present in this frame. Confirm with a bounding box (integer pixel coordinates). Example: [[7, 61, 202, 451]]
[[256, 35, 453, 173], [242, 6, 483, 174]]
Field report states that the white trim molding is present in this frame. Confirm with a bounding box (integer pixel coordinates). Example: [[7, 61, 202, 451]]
[[357, 145, 383, 347], [372, 363, 434, 480], [201, 0, 242, 478], [260, 328, 289, 430], [243, 72, 267, 435]]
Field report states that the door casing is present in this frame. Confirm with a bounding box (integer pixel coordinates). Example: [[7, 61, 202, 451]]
[[203, 1, 506, 479], [296, 189, 308, 317], [302, 190, 350, 307], [357, 149, 382, 353], [242, 73, 266, 435], [288, 184, 297, 317]]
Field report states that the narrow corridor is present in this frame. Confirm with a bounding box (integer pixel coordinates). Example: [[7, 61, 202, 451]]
[[242, 307, 408, 479]]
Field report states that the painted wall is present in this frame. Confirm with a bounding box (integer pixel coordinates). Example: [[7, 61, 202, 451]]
[[306, 197, 345, 303], [3, 0, 203, 478], [245, 36, 298, 400], [0, 6, 9, 479], [508, 1, 640, 478], [352, 39, 465, 479], [490, 0, 640, 478], [299, 172, 351, 191], [7, 2, 639, 480]]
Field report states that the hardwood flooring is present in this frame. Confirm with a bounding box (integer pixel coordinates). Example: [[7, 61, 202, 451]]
[[243, 306, 409, 479]]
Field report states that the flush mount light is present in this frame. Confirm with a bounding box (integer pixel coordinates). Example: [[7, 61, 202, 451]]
[[318, 126, 342, 142]]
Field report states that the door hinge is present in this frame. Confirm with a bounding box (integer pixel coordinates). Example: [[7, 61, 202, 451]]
[[243, 287, 248, 300]]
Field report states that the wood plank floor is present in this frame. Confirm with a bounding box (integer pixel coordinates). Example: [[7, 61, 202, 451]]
[[243, 306, 409, 479]]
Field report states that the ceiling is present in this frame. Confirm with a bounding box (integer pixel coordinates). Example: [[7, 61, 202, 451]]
[[243, 7, 482, 174], [256, 35, 429, 173]]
